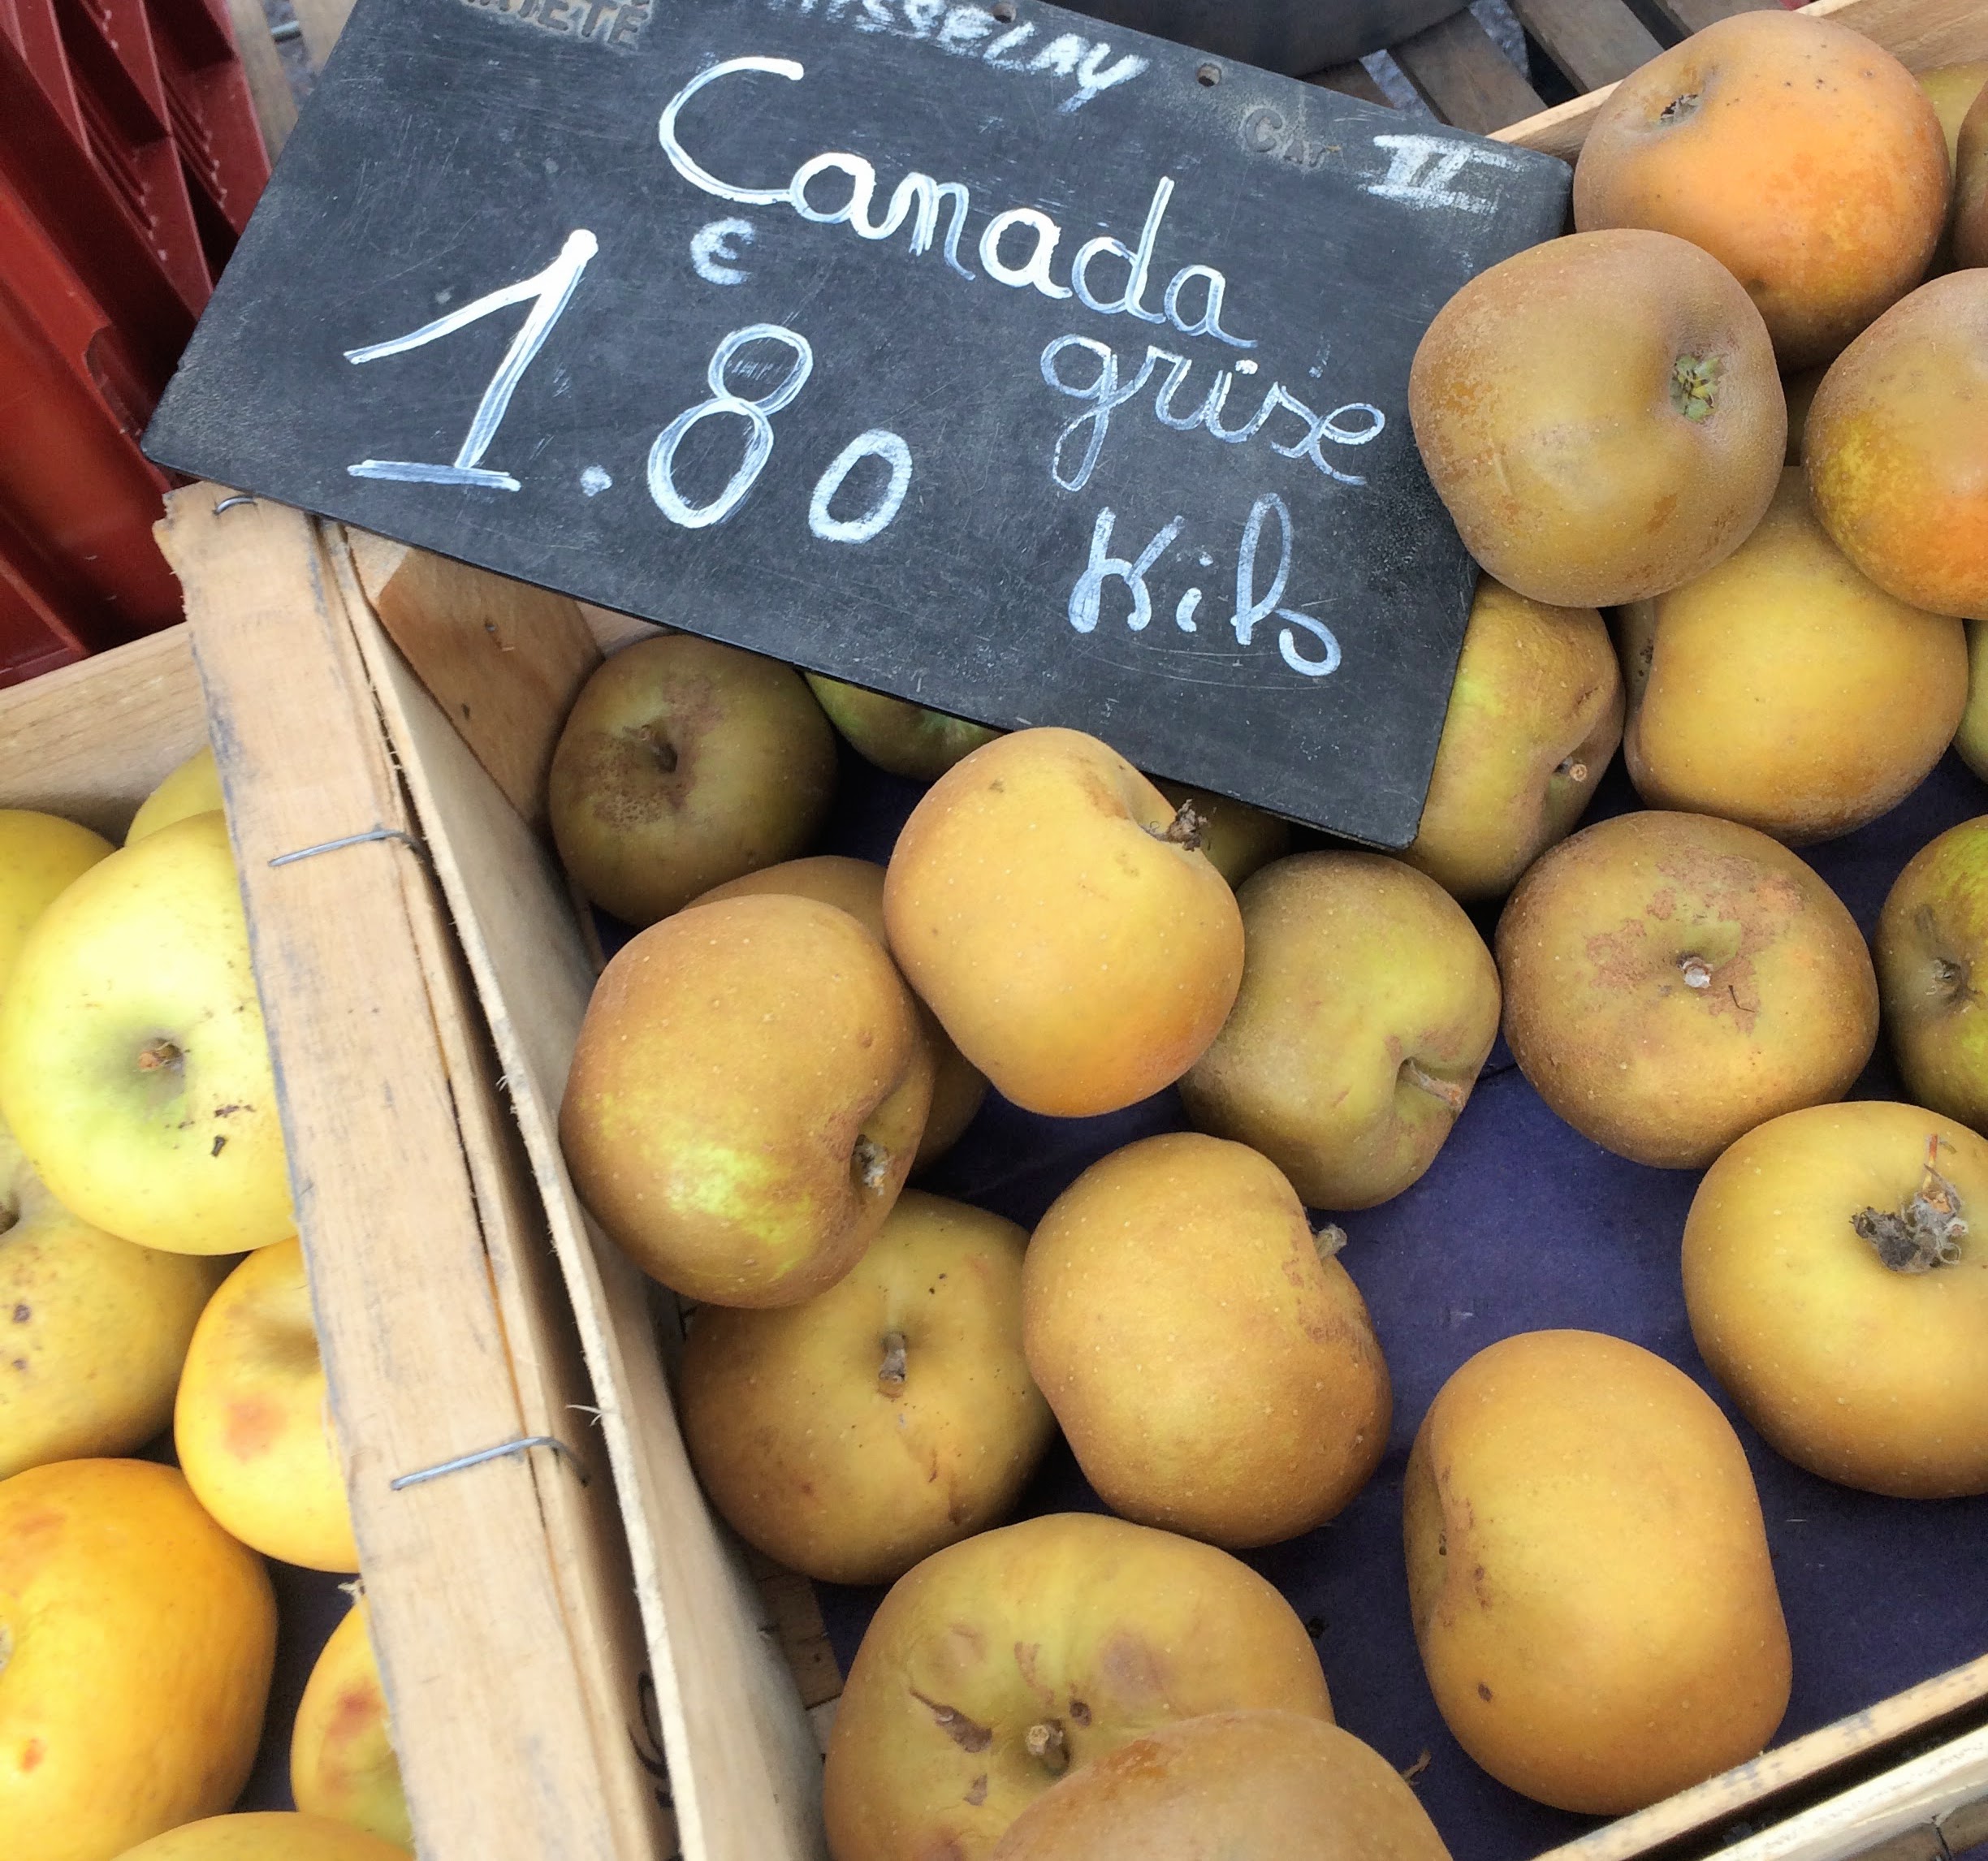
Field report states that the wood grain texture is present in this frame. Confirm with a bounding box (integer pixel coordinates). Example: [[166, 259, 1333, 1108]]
[[154, 482, 663, 1861], [1497, 0, 1988, 157], [222, 0, 299, 160], [1650, 0, 1778, 33], [1305, 59, 1394, 105], [339, 546, 828, 1861], [1539, 1656, 1988, 1859], [1392, 6, 1547, 132], [347, 531, 601, 827], [0, 625, 209, 839], [289, 0, 357, 68], [1510, 0, 1664, 89]]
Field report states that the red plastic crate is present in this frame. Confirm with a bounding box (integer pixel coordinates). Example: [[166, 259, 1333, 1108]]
[[0, 0, 268, 684]]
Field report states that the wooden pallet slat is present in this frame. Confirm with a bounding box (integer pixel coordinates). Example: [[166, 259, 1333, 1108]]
[[1390, 7, 1549, 134], [1510, 0, 1666, 89], [1305, 59, 1394, 106], [1651, 0, 1782, 35]]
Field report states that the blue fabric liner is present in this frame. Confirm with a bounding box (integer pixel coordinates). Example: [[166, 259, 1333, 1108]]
[[790, 737, 1988, 1859]]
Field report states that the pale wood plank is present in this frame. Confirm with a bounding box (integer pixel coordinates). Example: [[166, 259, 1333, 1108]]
[[1305, 59, 1394, 106], [154, 483, 656, 1861], [1538, 1655, 1988, 1859], [290, 0, 357, 69], [1510, 0, 1665, 90], [221, 0, 299, 161], [338, 551, 828, 1861], [346, 532, 601, 827], [0, 625, 209, 840], [1497, 0, 1988, 160], [1392, 8, 1547, 133]]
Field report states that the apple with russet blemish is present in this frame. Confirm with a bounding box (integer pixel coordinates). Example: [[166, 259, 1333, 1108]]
[[292, 1596, 412, 1850], [175, 1237, 359, 1574]]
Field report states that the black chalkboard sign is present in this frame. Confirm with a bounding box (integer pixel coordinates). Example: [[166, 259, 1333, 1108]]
[[143, 0, 1568, 845]]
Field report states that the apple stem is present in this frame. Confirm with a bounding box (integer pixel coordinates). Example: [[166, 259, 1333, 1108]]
[[879, 1330, 908, 1393], [1025, 1718, 1070, 1773], [1312, 1222, 1348, 1261], [1150, 799, 1207, 852], [853, 1136, 892, 1192], [1401, 1058, 1469, 1114], [1853, 1138, 1966, 1272]]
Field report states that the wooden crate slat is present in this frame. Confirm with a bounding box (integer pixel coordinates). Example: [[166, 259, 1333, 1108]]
[[1510, 0, 1666, 89], [221, 0, 298, 162], [1390, 7, 1549, 133], [155, 485, 662, 1861], [1651, 0, 1780, 34], [1305, 59, 1395, 106]]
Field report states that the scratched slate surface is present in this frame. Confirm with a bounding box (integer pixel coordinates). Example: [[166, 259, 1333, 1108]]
[[143, 0, 1567, 848], [784, 738, 1988, 1860]]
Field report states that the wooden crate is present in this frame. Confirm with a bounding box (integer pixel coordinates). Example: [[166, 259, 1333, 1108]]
[[65, 505, 680, 1861], [158, 0, 1988, 1857]]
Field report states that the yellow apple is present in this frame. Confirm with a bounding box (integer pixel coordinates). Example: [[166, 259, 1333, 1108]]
[[1406, 1330, 1789, 1816], [0, 1457, 276, 1861], [109, 1813, 408, 1860], [291, 1597, 412, 1850], [0, 810, 113, 1001], [803, 672, 1001, 780], [823, 1511, 1333, 1861], [175, 1237, 358, 1573], [561, 893, 932, 1306], [1683, 1101, 1988, 1498], [0, 1116, 226, 1480], [677, 1190, 1053, 1584], [0, 811, 293, 1254], [1150, 781, 1290, 888], [882, 728, 1243, 1117], [126, 748, 223, 845]]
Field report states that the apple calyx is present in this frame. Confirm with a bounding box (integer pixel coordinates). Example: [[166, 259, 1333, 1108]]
[[629, 723, 680, 775], [852, 1135, 892, 1192], [1670, 353, 1724, 423], [1679, 956, 1714, 991], [1657, 89, 1702, 125], [1555, 757, 1591, 784], [878, 1330, 908, 1393], [1853, 1140, 1966, 1273], [1148, 799, 1207, 852], [137, 1037, 184, 1073], [1312, 1222, 1348, 1262], [1025, 1717, 1070, 1774]]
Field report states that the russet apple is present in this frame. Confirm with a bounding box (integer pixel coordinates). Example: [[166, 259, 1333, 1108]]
[[0, 810, 112, 1000], [175, 1237, 359, 1574], [1619, 468, 1967, 844], [1804, 271, 1988, 621], [107, 1814, 409, 1860], [1956, 84, 1988, 270], [0, 811, 293, 1254], [689, 856, 986, 1167], [677, 1189, 1052, 1584], [1400, 577, 1621, 903], [822, 1510, 1333, 1861], [291, 1597, 411, 1850], [125, 748, 222, 845], [561, 892, 931, 1305], [1497, 810, 1878, 1168], [1408, 229, 1784, 609], [548, 633, 838, 926], [1182, 853, 1499, 1207], [986, 1712, 1451, 1861], [0, 1457, 276, 1861], [1683, 1102, 1988, 1498], [1877, 817, 1988, 1131], [1150, 780, 1290, 888], [1572, 11, 1950, 369], [882, 728, 1242, 1117], [802, 673, 1000, 780], [1, 1116, 226, 1480], [1023, 1133, 1389, 1548], [1405, 1330, 1790, 1816]]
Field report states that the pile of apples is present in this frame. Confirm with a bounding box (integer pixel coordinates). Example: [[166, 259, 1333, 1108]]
[[550, 13, 1988, 1858], [0, 760, 414, 1861]]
